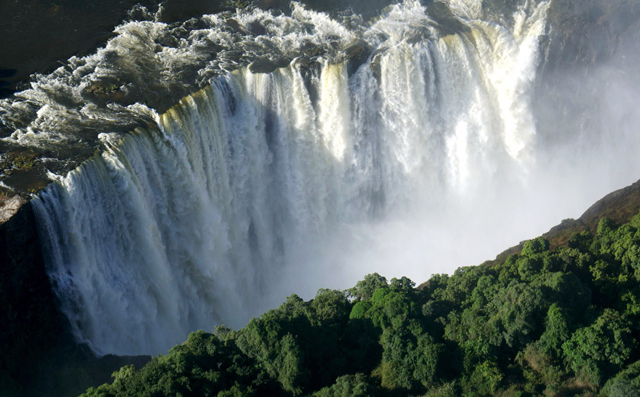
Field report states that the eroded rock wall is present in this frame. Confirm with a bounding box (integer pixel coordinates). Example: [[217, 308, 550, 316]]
[[0, 202, 70, 394], [535, 0, 640, 146]]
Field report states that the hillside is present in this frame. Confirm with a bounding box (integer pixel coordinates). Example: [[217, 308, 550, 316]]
[[489, 179, 640, 265]]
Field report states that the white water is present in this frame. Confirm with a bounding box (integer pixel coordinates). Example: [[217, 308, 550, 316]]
[[28, 0, 640, 356]]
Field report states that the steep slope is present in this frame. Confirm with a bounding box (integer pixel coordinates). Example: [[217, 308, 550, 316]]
[[490, 179, 640, 264]]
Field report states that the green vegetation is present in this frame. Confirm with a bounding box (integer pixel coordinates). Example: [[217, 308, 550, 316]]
[[83, 212, 640, 396], [12, 153, 36, 171], [1, 151, 38, 174]]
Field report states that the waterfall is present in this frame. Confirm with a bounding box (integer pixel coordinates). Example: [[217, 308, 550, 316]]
[[28, 0, 561, 356]]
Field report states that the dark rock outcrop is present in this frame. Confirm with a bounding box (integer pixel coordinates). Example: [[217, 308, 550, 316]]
[[344, 39, 372, 76], [426, 1, 471, 36], [0, 202, 151, 396], [249, 57, 292, 74], [0, 202, 68, 394]]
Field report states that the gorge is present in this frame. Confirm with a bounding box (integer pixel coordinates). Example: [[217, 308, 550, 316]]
[[1, 0, 640, 395]]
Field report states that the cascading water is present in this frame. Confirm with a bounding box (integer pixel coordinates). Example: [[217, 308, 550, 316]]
[[9, 0, 637, 356]]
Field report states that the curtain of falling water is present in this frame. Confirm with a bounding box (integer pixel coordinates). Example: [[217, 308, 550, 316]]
[[32, 1, 551, 356]]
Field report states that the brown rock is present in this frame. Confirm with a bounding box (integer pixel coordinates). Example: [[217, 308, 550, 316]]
[[0, 194, 26, 224]]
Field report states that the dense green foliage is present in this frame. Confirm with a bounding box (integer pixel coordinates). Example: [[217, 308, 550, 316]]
[[83, 212, 640, 396]]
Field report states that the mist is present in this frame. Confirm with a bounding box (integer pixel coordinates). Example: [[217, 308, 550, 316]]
[[278, 1, 640, 304]]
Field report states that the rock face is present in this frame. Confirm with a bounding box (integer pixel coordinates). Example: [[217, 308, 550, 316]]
[[0, 202, 151, 396], [0, 195, 26, 224], [579, 179, 640, 231], [534, 0, 640, 147], [0, 202, 70, 394]]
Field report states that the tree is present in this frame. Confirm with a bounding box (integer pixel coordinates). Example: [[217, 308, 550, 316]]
[[537, 304, 571, 360], [348, 273, 388, 301], [563, 309, 638, 386], [312, 373, 379, 397], [521, 237, 550, 257]]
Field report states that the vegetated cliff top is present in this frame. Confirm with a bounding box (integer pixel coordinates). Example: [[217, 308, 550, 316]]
[[487, 178, 640, 266]]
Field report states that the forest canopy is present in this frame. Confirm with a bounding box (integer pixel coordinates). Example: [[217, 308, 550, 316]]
[[83, 211, 640, 396]]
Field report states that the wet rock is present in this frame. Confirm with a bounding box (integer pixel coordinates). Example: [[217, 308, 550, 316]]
[[84, 80, 125, 102], [344, 39, 372, 76], [2, 167, 51, 196], [0, 195, 26, 224], [2, 150, 39, 173], [370, 48, 386, 81], [226, 18, 247, 34], [292, 56, 320, 73], [292, 57, 321, 104], [406, 26, 435, 45], [0, 202, 69, 392], [299, 40, 326, 58], [246, 20, 268, 36], [249, 57, 292, 73], [426, 1, 471, 37]]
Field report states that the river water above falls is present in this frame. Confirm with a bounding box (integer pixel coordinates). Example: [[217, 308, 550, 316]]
[[2, 0, 638, 356]]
